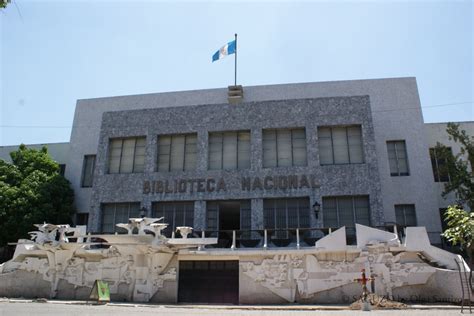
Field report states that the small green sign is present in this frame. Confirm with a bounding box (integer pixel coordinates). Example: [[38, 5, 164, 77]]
[[89, 280, 110, 303]]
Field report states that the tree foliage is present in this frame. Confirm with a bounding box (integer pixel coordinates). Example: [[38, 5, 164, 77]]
[[0, 145, 74, 246], [435, 122, 474, 210], [436, 123, 474, 261]]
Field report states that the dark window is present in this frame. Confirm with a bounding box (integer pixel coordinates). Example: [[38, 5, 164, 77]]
[[101, 203, 140, 233], [81, 155, 96, 187], [430, 147, 451, 182], [59, 164, 66, 176], [263, 198, 310, 238], [152, 202, 194, 237], [76, 213, 89, 226], [387, 140, 409, 176], [395, 204, 417, 227], [322, 196, 371, 228]]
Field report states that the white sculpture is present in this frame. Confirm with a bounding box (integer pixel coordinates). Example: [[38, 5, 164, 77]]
[[116, 217, 164, 235], [176, 226, 193, 239]]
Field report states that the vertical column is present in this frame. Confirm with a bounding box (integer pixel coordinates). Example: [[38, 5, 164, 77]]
[[250, 129, 262, 171], [196, 129, 208, 172], [193, 200, 207, 231], [146, 134, 158, 173], [251, 198, 264, 230]]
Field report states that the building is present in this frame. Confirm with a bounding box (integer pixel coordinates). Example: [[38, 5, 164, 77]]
[[1, 77, 473, 304]]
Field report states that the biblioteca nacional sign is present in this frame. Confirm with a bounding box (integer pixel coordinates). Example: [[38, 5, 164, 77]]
[[143, 174, 321, 195]]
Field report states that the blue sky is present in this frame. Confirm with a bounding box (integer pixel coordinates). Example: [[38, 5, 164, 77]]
[[0, 0, 472, 146]]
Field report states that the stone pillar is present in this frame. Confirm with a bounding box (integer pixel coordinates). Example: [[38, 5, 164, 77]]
[[193, 200, 206, 231], [146, 134, 158, 173], [250, 129, 262, 171], [251, 198, 264, 230], [196, 129, 208, 172]]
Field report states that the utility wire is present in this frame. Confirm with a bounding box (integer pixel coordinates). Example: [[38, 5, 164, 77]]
[[1, 100, 472, 129]]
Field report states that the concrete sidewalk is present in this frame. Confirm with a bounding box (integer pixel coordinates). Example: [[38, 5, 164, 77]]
[[0, 297, 464, 311]]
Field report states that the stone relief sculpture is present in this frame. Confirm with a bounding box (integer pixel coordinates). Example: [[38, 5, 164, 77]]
[[0, 221, 470, 304]]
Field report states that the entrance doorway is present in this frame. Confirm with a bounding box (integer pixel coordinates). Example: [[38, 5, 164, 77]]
[[178, 260, 239, 304], [207, 200, 250, 248]]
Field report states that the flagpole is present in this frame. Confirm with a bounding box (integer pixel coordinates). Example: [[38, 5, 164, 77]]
[[234, 33, 237, 86]]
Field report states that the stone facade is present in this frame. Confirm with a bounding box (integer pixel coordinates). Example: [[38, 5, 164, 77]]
[[88, 96, 384, 232]]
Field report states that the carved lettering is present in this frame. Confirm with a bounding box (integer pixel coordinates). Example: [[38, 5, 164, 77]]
[[278, 176, 288, 190], [299, 175, 310, 189], [143, 181, 151, 194], [165, 180, 173, 193], [178, 180, 187, 193], [217, 178, 226, 192], [288, 175, 298, 189], [207, 178, 215, 192], [310, 174, 320, 188], [156, 181, 163, 193], [252, 177, 263, 190], [197, 179, 206, 193], [143, 174, 319, 194], [241, 177, 251, 191], [264, 176, 273, 190]]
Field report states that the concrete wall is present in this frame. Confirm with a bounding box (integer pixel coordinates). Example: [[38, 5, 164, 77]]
[[0, 142, 69, 165]]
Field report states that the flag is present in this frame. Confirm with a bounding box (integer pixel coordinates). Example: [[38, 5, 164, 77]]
[[212, 40, 236, 62]]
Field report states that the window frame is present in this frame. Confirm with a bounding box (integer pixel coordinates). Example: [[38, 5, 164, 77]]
[[386, 140, 410, 176], [81, 155, 96, 187], [208, 130, 251, 170], [157, 133, 197, 172], [262, 128, 308, 168], [429, 147, 451, 182], [322, 195, 371, 228], [263, 198, 311, 233], [318, 125, 365, 165], [394, 204, 417, 227], [152, 201, 195, 237], [107, 137, 146, 174], [101, 202, 141, 233]]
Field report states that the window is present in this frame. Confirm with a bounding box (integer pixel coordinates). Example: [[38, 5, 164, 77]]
[[387, 140, 409, 176], [158, 134, 197, 172], [430, 147, 451, 182], [59, 164, 66, 176], [263, 128, 307, 168], [209, 131, 250, 170], [152, 202, 194, 237], [108, 137, 146, 174], [206, 200, 251, 232], [76, 213, 89, 226], [322, 196, 370, 228], [263, 198, 310, 238], [395, 204, 417, 227], [318, 126, 364, 165], [81, 155, 96, 187], [101, 203, 140, 233]]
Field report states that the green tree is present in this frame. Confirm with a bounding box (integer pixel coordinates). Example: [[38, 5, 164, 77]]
[[437, 123, 474, 262], [435, 123, 474, 210], [0, 145, 74, 247]]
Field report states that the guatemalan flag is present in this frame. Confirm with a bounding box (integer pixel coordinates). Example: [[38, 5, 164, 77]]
[[212, 40, 236, 62]]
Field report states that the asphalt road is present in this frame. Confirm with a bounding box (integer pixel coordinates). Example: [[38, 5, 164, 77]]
[[0, 301, 466, 316]]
